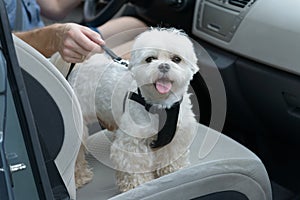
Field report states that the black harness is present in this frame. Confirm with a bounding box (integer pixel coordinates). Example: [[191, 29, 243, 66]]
[[129, 89, 182, 148]]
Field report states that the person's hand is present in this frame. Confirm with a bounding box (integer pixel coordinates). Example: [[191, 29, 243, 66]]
[[58, 23, 105, 63]]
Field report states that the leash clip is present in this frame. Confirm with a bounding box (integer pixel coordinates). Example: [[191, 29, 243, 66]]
[[113, 58, 129, 67]]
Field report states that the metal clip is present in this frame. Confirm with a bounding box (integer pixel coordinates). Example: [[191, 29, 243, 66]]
[[113, 58, 129, 67], [10, 163, 26, 173]]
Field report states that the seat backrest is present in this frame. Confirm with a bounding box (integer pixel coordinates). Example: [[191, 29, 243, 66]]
[[13, 34, 83, 200]]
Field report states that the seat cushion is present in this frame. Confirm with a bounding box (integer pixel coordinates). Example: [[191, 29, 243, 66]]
[[77, 123, 272, 200]]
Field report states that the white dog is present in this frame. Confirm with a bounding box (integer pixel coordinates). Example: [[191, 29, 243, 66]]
[[64, 28, 199, 191]]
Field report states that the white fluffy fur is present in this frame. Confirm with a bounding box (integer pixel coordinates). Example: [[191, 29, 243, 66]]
[[65, 28, 199, 191]]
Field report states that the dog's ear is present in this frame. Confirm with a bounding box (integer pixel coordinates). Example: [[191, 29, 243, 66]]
[[190, 60, 199, 74], [128, 49, 138, 70], [188, 51, 199, 74], [182, 38, 199, 74]]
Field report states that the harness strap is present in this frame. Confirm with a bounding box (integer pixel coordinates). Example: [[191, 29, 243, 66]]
[[65, 63, 75, 80], [128, 90, 182, 148], [129, 89, 152, 111]]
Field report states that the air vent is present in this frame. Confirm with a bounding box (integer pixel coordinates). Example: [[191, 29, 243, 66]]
[[228, 0, 251, 8]]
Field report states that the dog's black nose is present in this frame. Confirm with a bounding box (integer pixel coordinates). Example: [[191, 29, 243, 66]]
[[158, 63, 170, 73]]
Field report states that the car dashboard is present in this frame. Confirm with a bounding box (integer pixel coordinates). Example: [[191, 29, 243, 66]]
[[192, 0, 300, 76]]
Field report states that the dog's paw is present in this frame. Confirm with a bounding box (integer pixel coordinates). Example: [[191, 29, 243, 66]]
[[116, 171, 155, 192], [119, 183, 137, 193], [75, 166, 93, 189]]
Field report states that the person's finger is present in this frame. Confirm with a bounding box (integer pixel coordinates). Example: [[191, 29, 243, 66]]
[[62, 54, 86, 63], [81, 26, 105, 46], [64, 57, 84, 63], [59, 47, 83, 63], [61, 35, 91, 58], [70, 27, 104, 53]]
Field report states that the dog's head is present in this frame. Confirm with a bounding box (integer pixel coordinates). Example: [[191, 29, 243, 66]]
[[129, 28, 198, 108]]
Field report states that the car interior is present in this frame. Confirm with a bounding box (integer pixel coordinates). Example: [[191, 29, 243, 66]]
[[11, 28, 273, 200], [1, 0, 300, 199]]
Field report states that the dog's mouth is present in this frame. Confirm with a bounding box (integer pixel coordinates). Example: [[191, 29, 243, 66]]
[[154, 78, 173, 94]]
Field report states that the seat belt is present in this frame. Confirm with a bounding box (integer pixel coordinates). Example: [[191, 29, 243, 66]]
[[14, 0, 23, 31]]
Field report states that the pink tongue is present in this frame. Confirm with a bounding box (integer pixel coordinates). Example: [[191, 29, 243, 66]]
[[155, 80, 172, 94]]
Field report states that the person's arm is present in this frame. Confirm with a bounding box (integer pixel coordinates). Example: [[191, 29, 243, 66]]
[[15, 23, 105, 63], [37, 0, 82, 20]]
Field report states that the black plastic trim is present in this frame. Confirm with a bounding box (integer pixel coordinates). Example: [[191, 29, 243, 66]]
[[191, 190, 248, 200]]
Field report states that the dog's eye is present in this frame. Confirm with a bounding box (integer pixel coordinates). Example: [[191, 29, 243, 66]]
[[171, 56, 182, 64], [145, 56, 157, 63]]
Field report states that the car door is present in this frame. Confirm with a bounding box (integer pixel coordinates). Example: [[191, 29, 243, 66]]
[[0, 0, 54, 199]]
